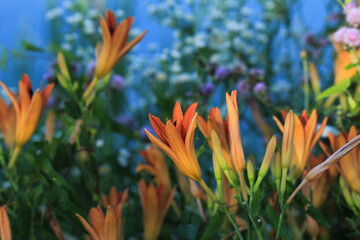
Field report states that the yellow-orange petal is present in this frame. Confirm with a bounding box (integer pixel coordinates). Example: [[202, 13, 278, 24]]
[[104, 207, 116, 240], [114, 29, 148, 63], [41, 83, 55, 112], [226, 91, 245, 173], [16, 90, 42, 146], [172, 102, 184, 126], [148, 114, 167, 144], [76, 213, 100, 240]]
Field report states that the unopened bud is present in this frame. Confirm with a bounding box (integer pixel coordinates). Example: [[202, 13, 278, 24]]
[[213, 153, 222, 182], [247, 157, 255, 183], [259, 135, 276, 178], [210, 130, 228, 171], [281, 110, 295, 169]]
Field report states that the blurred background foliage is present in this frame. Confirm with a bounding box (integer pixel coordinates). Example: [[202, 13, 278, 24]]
[[0, 0, 355, 239]]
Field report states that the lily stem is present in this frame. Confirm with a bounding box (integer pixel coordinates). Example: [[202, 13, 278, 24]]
[[8, 145, 21, 169]]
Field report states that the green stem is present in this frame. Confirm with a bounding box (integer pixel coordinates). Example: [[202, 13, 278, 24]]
[[199, 179, 217, 203], [83, 76, 99, 101], [221, 204, 245, 240], [275, 203, 288, 240], [8, 145, 22, 169]]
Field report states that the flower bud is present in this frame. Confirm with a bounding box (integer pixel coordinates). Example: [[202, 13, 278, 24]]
[[247, 157, 255, 183], [281, 110, 295, 169]]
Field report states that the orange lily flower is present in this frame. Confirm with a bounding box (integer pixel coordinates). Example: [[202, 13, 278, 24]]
[[101, 187, 129, 213], [0, 74, 54, 168], [137, 145, 171, 191], [0, 206, 11, 240], [198, 107, 231, 167], [273, 110, 327, 181], [225, 90, 245, 174], [76, 205, 123, 240], [225, 90, 248, 200], [144, 102, 202, 182], [139, 180, 175, 240], [84, 10, 147, 100], [95, 10, 147, 79], [320, 126, 360, 194], [0, 98, 16, 148]]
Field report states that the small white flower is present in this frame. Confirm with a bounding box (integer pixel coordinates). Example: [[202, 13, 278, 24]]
[[157, 72, 167, 82], [66, 13, 83, 25], [99, 164, 111, 175], [171, 62, 182, 73], [63, 1, 73, 9], [70, 167, 81, 177], [115, 9, 125, 18], [83, 19, 95, 34], [96, 139, 104, 148], [147, 43, 158, 52], [241, 7, 252, 16], [45, 7, 63, 20], [88, 9, 99, 18]]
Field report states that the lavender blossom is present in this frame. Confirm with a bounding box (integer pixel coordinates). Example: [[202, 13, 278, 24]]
[[236, 80, 250, 95], [215, 66, 229, 80], [110, 74, 126, 90], [346, 8, 360, 26], [200, 82, 215, 96], [253, 82, 267, 94]]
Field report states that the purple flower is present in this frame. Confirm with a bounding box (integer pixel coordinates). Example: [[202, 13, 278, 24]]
[[43, 71, 54, 82], [236, 80, 250, 95], [343, 28, 360, 47], [116, 114, 138, 130], [86, 61, 96, 75], [318, 37, 328, 47], [200, 82, 215, 96], [346, 8, 360, 26], [248, 68, 264, 80], [215, 66, 229, 80], [185, 91, 193, 97], [232, 63, 246, 75], [333, 27, 348, 43], [110, 74, 125, 90], [253, 82, 267, 94]]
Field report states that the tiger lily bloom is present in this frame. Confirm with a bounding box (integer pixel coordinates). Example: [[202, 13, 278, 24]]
[[198, 107, 231, 167], [101, 187, 129, 213], [0, 74, 54, 168], [83, 10, 147, 100], [320, 126, 360, 194], [139, 180, 175, 240], [76, 205, 124, 240], [0, 98, 16, 148], [225, 90, 248, 201], [137, 145, 171, 192], [144, 102, 202, 182], [0, 206, 11, 240], [273, 110, 327, 181]]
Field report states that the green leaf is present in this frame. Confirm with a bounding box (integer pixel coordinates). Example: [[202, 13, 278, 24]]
[[345, 62, 357, 70], [263, 205, 292, 240], [22, 41, 44, 52], [199, 214, 222, 240], [251, 188, 265, 215], [16, 192, 33, 240], [306, 205, 330, 228], [316, 79, 351, 100]]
